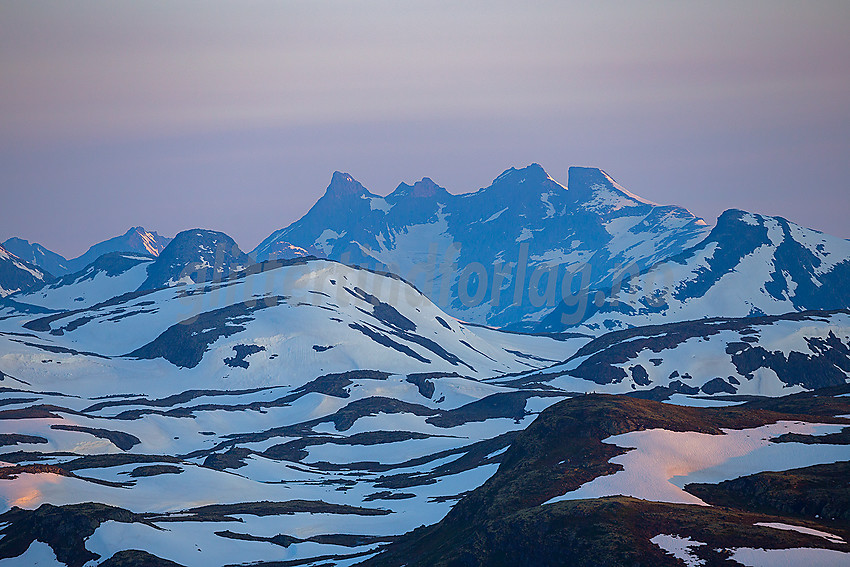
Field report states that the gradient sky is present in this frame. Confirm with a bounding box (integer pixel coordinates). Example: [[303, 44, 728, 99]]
[[1, 1, 848, 259]]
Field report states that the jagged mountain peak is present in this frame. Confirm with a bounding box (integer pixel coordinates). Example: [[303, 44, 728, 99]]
[[387, 177, 449, 202], [490, 163, 551, 187], [476, 164, 565, 209], [62, 226, 172, 274], [254, 163, 713, 327], [3, 236, 34, 250], [541, 207, 850, 334], [122, 226, 170, 257], [567, 166, 658, 211], [324, 171, 371, 198]]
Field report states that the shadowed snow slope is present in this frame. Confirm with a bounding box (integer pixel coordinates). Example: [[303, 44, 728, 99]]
[[10, 252, 154, 310], [0, 244, 54, 298], [540, 209, 850, 334], [1, 237, 70, 277], [497, 309, 850, 398]]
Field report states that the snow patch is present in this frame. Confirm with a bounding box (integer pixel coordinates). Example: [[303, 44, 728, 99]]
[[729, 546, 850, 566], [516, 228, 533, 242], [754, 522, 845, 544], [484, 207, 508, 223], [540, 192, 556, 219], [544, 422, 850, 506], [364, 195, 392, 213], [315, 229, 345, 254], [0, 540, 63, 566], [650, 534, 706, 567]]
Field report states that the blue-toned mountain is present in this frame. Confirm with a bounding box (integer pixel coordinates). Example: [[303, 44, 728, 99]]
[[1, 237, 71, 277], [539, 208, 850, 333], [253, 165, 710, 327]]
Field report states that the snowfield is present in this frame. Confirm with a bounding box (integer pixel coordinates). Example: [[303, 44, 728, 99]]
[[545, 422, 850, 506]]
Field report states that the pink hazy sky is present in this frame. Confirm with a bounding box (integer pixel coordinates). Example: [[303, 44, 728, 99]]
[[1, 1, 848, 258]]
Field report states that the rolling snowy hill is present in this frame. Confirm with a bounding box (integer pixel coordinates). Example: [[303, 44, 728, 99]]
[[0, 257, 583, 566], [499, 309, 850, 399], [10, 252, 155, 311], [0, 257, 576, 395]]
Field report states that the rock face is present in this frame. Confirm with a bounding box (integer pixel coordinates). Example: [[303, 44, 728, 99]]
[[64, 227, 171, 274], [253, 165, 710, 327], [539, 208, 850, 333], [0, 244, 54, 297]]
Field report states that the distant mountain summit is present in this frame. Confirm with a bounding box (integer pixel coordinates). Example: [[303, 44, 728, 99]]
[[0, 244, 55, 297], [1, 237, 70, 276], [139, 228, 253, 290], [254, 164, 710, 327], [386, 177, 449, 202], [66, 227, 171, 273]]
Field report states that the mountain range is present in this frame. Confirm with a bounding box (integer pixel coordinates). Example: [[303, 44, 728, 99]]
[[253, 165, 711, 328], [2, 227, 170, 277], [0, 163, 848, 566]]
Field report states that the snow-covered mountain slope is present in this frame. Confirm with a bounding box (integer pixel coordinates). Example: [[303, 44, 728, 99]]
[[253, 165, 710, 328], [0, 365, 571, 566], [1, 263, 848, 565], [250, 239, 315, 260], [9, 252, 155, 311], [0, 245, 54, 298], [499, 309, 850, 399], [0, 258, 585, 566], [0, 258, 577, 395], [538, 209, 850, 334], [138, 228, 254, 290], [363, 392, 850, 567], [2, 162, 847, 566], [1, 237, 70, 277], [64, 226, 171, 274]]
